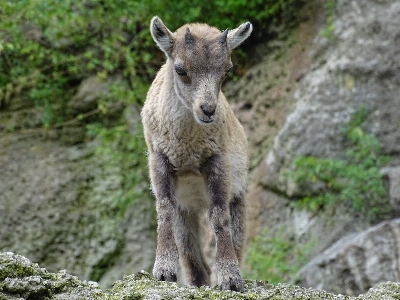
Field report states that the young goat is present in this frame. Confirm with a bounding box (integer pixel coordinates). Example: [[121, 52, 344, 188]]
[[141, 16, 252, 292]]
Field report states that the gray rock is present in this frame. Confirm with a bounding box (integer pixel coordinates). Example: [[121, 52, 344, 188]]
[[67, 76, 121, 114], [224, 1, 319, 169], [2, 0, 400, 296], [381, 166, 400, 211], [299, 219, 400, 296], [0, 252, 102, 299], [237, 0, 400, 295], [263, 0, 400, 194], [0, 108, 155, 288], [1, 252, 400, 300]]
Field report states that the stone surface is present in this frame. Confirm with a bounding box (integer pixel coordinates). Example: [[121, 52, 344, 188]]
[[0, 252, 102, 299], [225, 0, 354, 255], [225, 0, 323, 170], [226, 0, 372, 269], [2, 0, 400, 296], [262, 0, 400, 194], [67, 76, 110, 113], [244, 183, 370, 257], [67, 76, 125, 116], [300, 219, 400, 296], [381, 166, 400, 211], [0, 107, 156, 289], [233, 0, 400, 295], [1, 252, 400, 300]]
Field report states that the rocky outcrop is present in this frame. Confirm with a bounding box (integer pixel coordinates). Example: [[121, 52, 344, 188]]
[[0, 1, 324, 291], [229, 0, 400, 295], [263, 0, 400, 194], [2, 0, 400, 296], [381, 166, 400, 212], [300, 219, 400, 296], [1, 252, 400, 300], [0, 77, 156, 288], [225, 0, 322, 170], [0, 252, 102, 299]]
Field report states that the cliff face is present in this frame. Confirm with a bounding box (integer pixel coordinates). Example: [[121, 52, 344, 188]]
[[1, 0, 400, 296], [1, 252, 400, 300], [229, 0, 400, 294], [263, 0, 400, 191], [300, 219, 400, 296], [0, 83, 156, 288]]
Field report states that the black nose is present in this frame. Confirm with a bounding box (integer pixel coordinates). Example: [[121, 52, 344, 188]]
[[201, 104, 216, 117]]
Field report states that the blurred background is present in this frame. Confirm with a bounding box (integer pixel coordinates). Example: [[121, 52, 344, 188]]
[[1, 0, 400, 296]]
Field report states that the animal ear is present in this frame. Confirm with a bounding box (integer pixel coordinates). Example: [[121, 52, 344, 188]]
[[227, 22, 253, 49], [150, 16, 174, 55]]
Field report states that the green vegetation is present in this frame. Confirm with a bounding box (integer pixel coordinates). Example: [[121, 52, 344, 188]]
[[87, 123, 148, 213], [0, 0, 304, 118], [0, 0, 153, 125], [321, 0, 336, 39], [244, 228, 313, 284], [288, 107, 391, 219], [0, 0, 304, 211], [3, 253, 400, 299]]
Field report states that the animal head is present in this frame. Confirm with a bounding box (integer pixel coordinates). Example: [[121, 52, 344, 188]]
[[150, 16, 252, 124]]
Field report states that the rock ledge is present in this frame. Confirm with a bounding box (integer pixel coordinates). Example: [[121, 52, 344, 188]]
[[1, 252, 399, 299]]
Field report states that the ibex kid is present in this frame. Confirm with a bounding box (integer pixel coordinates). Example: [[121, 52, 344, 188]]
[[141, 16, 252, 292]]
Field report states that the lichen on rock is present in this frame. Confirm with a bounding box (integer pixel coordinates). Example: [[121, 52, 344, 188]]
[[0, 252, 103, 299], [1, 252, 400, 300]]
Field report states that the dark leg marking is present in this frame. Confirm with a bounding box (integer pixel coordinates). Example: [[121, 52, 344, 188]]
[[230, 194, 246, 262], [150, 152, 179, 282], [201, 154, 244, 292]]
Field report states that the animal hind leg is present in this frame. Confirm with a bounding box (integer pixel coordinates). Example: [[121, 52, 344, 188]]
[[229, 193, 246, 262], [202, 154, 243, 292], [174, 207, 211, 287]]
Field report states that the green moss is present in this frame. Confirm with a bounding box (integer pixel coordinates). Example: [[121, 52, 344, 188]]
[[287, 106, 391, 220], [1, 253, 400, 299], [0, 253, 41, 281], [86, 122, 149, 215], [321, 0, 336, 39]]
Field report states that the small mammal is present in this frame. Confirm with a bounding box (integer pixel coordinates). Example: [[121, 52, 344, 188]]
[[141, 16, 252, 292]]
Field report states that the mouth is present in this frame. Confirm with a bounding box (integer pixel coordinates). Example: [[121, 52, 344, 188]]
[[201, 118, 214, 123], [194, 113, 215, 124], [199, 115, 215, 124]]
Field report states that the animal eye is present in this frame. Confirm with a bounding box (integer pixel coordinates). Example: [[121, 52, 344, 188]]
[[175, 66, 188, 77]]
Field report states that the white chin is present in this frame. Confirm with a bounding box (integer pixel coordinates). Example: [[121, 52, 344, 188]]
[[194, 113, 215, 125]]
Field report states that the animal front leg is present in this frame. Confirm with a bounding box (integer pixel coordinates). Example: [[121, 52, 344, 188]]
[[149, 152, 179, 282], [202, 155, 244, 292]]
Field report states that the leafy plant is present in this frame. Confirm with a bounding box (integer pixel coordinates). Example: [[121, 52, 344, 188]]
[[321, 0, 336, 39], [244, 228, 313, 284], [0, 0, 304, 212], [0, 0, 305, 115], [288, 107, 391, 219]]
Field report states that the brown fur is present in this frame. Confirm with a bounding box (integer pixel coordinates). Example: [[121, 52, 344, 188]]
[[141, 16, 252, 292]]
